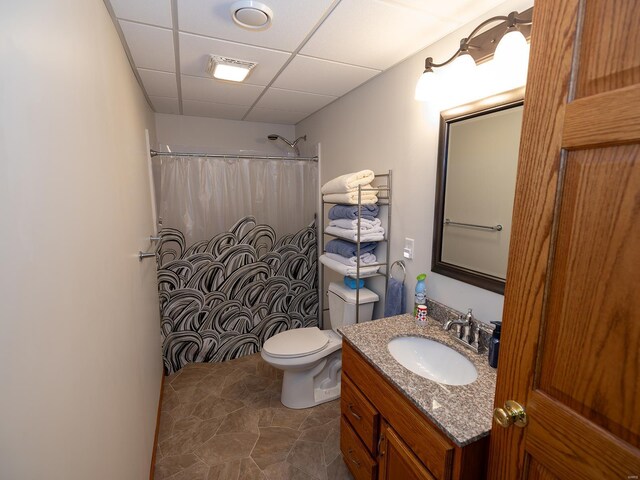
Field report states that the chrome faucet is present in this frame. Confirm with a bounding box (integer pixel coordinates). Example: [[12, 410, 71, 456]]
[[443, 317, 467, 334], [444, 308, 482, 352]]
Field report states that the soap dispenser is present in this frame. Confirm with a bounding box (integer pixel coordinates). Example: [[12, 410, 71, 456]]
[[488, 321, 502, 368]]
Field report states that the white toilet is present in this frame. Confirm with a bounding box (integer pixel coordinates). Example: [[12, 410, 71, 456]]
[[261, 282, 379, 409]]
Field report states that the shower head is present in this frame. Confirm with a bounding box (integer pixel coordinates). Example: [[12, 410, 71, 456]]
[[267, 134, 307, 155]]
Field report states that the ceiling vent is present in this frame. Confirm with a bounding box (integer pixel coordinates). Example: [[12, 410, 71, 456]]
[[230, 1, 273, 31]]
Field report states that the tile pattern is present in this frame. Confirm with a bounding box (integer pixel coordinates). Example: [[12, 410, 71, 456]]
[[155, 353, 353, 480], [339, 314, 497, 447]]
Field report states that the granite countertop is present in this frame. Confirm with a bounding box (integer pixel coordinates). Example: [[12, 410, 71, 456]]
[[339, 314, 497, 447]]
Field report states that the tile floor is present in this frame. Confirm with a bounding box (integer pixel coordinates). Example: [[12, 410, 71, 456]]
[[155, 353, 354, 480]]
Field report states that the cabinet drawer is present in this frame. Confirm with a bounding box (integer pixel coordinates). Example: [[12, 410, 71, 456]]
[[343, 341, 455, 480], [340, 415, 377, 480], [341, 373, 380, 454]]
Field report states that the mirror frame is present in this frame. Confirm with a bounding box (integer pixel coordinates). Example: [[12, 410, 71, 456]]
[[432, 87, 525, 295]]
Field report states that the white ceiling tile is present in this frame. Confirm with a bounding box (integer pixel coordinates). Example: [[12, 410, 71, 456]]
[[181, 75, 263, 105], [138, 69, 178, 98], [244, 108, 308, 125], [256, 88, 336, 113], [179, 32, 290, 86], [378, 0, 521, 24], [273, 55, 380, 97], [119, 21, 175, 72], [301, 0, 460, 70], [177, 0, 334, 52], [109, 0, 172, 28], [182, 100, 248, 120], [149, 96, 180, 114]]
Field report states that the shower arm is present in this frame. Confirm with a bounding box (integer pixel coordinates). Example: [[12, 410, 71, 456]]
[[268, 134, 307, 156]]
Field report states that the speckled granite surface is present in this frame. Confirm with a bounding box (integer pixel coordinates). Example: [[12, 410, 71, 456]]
[[339, 314, 497, 447]]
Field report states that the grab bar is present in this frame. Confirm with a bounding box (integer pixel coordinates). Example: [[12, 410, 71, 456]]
[[444, 218, 503, 232]]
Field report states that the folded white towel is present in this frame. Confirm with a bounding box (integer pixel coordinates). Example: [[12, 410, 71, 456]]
[[321, 170, 375, 194], [323, 190, 378, 205], [329, 218, 382, 230], [325, 225, 385, 242], [319, 254, 380, 277], [325, 252, 377, 267]]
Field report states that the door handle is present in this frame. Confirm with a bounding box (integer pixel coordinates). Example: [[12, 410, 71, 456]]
[[493, 400, 527, 428]]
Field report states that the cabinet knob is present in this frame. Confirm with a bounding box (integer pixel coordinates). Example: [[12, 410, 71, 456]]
[[493, 400, 527, 428]]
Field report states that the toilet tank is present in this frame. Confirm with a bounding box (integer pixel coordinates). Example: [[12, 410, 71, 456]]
[[327, 282, 379, 330]]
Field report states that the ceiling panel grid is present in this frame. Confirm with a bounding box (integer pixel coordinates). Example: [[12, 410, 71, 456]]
[[107, 0, 511, 124]]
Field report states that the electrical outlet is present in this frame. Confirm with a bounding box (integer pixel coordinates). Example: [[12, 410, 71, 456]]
[[404, 238, 414, 259]]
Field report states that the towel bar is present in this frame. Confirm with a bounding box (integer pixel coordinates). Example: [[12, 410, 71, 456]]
[[390, 260, 406, 283], [444, 218, 503, 231]]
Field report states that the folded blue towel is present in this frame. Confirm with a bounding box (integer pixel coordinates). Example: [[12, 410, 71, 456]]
[[328, 204, 380, 221], [325, 239, 377, 258], [384, 277, 405, 317], [344, 276, 365, 289]]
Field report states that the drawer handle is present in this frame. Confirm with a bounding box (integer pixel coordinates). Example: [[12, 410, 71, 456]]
[[348, 403, 362, 420], [377, 433, 385, 456], [347, 448, 361, 468]]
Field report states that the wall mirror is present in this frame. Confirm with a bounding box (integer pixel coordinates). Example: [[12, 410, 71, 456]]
[[432, 87, 525, 294]]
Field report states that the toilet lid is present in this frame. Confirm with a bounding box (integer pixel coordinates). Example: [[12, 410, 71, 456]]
[[262, 327, 329, 358]]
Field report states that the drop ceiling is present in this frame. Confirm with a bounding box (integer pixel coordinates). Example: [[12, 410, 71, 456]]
[[106, 0, 510, 125]]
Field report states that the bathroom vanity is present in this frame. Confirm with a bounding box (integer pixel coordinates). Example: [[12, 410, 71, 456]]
[[339, 314, 496, 480]]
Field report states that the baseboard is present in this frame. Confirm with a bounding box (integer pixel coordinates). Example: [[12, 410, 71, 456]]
[[149, 371, 165, 480]]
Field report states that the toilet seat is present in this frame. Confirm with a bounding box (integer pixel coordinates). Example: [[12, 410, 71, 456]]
[[262, 327, 329, 358]]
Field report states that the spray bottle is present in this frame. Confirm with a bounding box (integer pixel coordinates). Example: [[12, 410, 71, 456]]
[[414, 273, 427, 316]]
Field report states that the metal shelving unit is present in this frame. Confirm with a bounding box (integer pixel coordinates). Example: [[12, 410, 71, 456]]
[[319, 170, 392, 325]]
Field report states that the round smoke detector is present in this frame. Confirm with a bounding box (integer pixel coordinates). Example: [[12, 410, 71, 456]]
[[231, 1, 273, 31]]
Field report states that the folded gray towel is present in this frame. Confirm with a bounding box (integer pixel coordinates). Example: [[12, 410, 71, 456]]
[[328, 204, 380, 221], [325, 239, 377, 257]]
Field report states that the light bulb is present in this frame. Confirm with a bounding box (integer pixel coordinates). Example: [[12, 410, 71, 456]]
[[447, 52, 476, 78], [415, 69, 438, 101], [495, 28, 528, 64]]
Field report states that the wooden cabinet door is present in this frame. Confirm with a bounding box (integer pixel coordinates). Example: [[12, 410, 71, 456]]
[[488, 0, 640, 478], [378, 421, 435, 480]]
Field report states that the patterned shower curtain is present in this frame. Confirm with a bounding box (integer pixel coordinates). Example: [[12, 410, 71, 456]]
[[154, 155, 318, 374]]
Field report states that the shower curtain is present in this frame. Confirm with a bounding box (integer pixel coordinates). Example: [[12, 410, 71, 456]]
[[155, 155, 318, 374]]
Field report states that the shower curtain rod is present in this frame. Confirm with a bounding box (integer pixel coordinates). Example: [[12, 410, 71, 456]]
[[150, 150, 318, 162]]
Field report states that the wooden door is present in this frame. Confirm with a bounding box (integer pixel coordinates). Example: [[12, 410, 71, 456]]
[[487, 0, 640, 478], [378, 421, 435, 480]]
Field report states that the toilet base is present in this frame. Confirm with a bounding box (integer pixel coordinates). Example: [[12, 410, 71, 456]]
[[280, 349, 342, 409]]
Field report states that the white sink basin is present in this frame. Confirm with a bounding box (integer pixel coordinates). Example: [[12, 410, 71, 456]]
[[387, 336, 478, 386]]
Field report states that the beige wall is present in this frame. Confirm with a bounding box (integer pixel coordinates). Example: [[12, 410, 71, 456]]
[[154, 113, 296, 155], [298, 0, 533, 325], [0, 1, 163, 479]]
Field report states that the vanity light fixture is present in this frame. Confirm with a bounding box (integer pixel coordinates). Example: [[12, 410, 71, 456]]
[[207, 55, 257, 82], [415, 10, 532, 101]]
